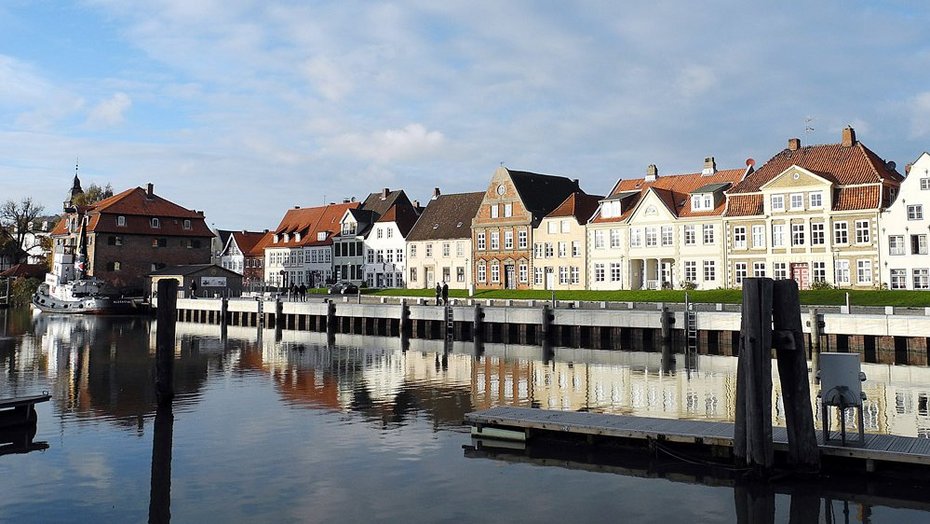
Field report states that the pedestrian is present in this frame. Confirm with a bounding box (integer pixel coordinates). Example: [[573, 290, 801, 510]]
[[190, 279, 198, 299], [435, 283, 442, 306], [441, 281, 449, 306], [299, 283, 307, 301]]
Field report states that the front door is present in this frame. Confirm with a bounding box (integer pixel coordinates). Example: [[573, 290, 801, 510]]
[[545, 268, 555, 290], [791, 263, 809, 290], [505, 265, 516, 289]]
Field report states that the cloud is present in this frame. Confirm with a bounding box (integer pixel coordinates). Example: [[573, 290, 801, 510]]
[[0, 54, 84, 129], [86, 92, 132, 127], [326, 124, 446, 164], [908, 92, 930, 139]]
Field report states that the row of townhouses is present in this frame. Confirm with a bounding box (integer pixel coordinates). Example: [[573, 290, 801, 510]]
[[44, 126, 930, 293]]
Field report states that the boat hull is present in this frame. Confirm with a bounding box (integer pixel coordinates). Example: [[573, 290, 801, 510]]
[[31, 290, 145, 315]]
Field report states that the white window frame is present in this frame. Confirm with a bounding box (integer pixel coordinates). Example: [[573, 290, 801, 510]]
[[771, 195, 785, 212]]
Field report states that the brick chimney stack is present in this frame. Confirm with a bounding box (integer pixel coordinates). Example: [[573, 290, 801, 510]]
[[645, 164, 658, 182], [702, 156, 717, 176], [432, 187, 441, 199], [788, 138, 801, 151], [842, 126, 856, 147], [146, 183, 154, 197], [381, 187, 389, 199]]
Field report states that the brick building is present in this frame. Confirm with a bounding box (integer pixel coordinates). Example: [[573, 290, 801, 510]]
[[50, 183, 213, 294]]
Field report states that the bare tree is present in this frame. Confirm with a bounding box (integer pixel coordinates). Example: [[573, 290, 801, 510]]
[[0, 197, 45, 250], [72, 183, 114, 207]]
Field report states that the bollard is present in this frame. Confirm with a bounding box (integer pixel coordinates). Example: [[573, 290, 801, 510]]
[[155, 279, 178, 405]]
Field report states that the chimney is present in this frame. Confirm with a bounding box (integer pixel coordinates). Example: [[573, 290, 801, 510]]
[[294, 205, 300, 209], [432, 187, 441, 199], [413, 199, 420, 208], [263, 229, 269, 234], [241, 230, 247, 234], [842, 126, 856, 147], [382, 187, 389, 199], [645, 164, 658, 182], [146, 183, 154, 197], [351, 196, 356, 202], [572, 178, 579, 188], [788, 138, 801, 151], [905, 163, 913, 175], [702, 156, 717, 176]]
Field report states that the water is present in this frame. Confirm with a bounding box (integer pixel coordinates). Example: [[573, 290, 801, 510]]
[[1, 309, 929, 523]]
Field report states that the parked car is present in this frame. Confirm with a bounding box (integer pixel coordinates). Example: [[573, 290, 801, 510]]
[[328, 282, 359, 295]]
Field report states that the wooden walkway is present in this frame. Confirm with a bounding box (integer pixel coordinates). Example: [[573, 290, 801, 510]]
[[465, 406, 930, 467], [0, 393, 51, 429]]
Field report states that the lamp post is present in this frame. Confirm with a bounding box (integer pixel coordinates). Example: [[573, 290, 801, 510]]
[[279, 270, 287, 298]]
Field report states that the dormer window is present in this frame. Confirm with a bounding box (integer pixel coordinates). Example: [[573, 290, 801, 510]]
[[183, 219, 191, 230], [342, 223, 355, 236], [317, 232, 326, 241], [294, 232, 301, 242], [283, 233, 290, 242], [151, 217, 160, 228], [117, 216, 126, 227], [690, 194, 713, 211], [273, 234, 280, 243]]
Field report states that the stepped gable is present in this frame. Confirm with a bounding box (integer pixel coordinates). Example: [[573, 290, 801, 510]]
[[546, 191, 603, 223], [592, 168, 745, 223], [407, 192, 484, 242], [376, 203, 421, 237], [272, 202, 359, 248], [508, 170, 581, 226]]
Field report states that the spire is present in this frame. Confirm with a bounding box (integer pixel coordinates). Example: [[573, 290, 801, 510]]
[[71, 159, 84, 199]]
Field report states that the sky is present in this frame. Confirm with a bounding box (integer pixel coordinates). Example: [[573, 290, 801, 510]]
[[1, 0, 929, 230]]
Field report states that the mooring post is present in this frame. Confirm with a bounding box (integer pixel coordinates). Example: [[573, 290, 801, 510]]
[[155, 279, 178, 405], [660, 304, 674, 373], [400, 299, 410, 341], [274, 297, 284, 342], [220, 296, 229, 341], [326, 300, 337, 344], [734, 277, 774, 471], [772, 280, 820, 470], [541, 305, 552, 346], [809, 308, 822, 372], [148, 401, 174, 524]]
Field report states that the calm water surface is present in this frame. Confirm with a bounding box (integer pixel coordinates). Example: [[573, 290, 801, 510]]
[[1, 308, 929, 523]]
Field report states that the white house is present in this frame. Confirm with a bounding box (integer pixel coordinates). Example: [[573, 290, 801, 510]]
[[879, 152, 930, 289]]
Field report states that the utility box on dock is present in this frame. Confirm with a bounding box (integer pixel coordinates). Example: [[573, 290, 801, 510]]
[[818, 352, 867, 445]]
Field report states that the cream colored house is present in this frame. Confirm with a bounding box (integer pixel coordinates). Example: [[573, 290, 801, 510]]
[[879, 152, 930, 289], [532, 192, 601, 290], [406, 191, 483, 290], [724, 128, 902, 289]]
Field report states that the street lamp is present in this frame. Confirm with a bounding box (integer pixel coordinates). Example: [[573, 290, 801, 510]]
[[279, 270, 287, 297]]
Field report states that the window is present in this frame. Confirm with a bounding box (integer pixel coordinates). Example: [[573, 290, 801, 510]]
[[855, 220, 870, 244], [791, 223, 805, 246], [703, 261, 716, 281], [691, 194, 713, 211], [811, 222, 824, 245], [152, 238, 167, 248], [107, 261, 121, 271], [490, 205, 499, 219], [366, 250, 375, 264], [661, 226, 673, 246], [477, 261, 486, 282], [922, 178, 930, 190], [684, 225, 696, 246], [559, 266, 569, 285], [735, 262, 748, 284], [751, 225, 765, 248], [534, 267, 543, 285], [835, 260, 850, 285], [387, 228, 393, 239], [594, 230, 605, 249], [490, 232, 500, 250], [342, 223, 356, 236], [117, 215, 126, 227], [108, 235, 123, 246], [558, 242, 567, 257], [833, 221, 848, 244], [645, 227, 657, 247], [630, 228, 642, 248], [544, 243, 554, 258], [426, 243, 433, 257], [733, 226, 747, 248], [703, 224, 715, 244], [570, 266, 579, 284], [790, 193, 804, 210], [490, 262, 500, 283], [317, 231, 326, 241], [477, 232, 486, 250], [519, 263, 527, 283], [410, 245, 417, 258], [809, 192, 823, 209], [376, 228, 383, 239], [812, 262, 826, 283], [594, 263, 605, 282], [753, 262, 766, 277], [890, 269, 907, 289], [457, 266, 465, 282], [534, 243, 543, 258], [856, 259, 872, 284], [548, 221, 557, 234], [889, 235, 905, 255], [561, 220, 570, 233], [442, 243, 451, 258], [151, 217, 160, 228], [610, 229, 621, 248], [908, 205, 923, 220], [912, 234, 928, 255], [772, 224, 785, 248], [684, 261, 697, 282], [504, 232, 513, 250], [771, 195, 785, 211], [518, 230, 527, 249], [610, 263, 621, 282], [386, 250, 394, 263], [774, 262, 787, 280], [914, 269, 930, 289], [504, 203, 513, 217]]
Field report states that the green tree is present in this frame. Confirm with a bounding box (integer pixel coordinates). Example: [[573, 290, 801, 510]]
[[72, 183, 114, 207]]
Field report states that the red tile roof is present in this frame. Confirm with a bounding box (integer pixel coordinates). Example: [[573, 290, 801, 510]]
[[247, 231, 275, 257], [834, 186, 881, 211], [546, 192, 603, 223], [230, 231, 267, 255], [591, 168, 746, 223], [725, 194, 764, 217], [270, 202, 359, 248]]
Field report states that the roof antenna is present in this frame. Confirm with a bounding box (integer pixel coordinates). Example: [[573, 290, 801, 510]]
[[500, 161, 505, 167], [804, 116, 815, 135]]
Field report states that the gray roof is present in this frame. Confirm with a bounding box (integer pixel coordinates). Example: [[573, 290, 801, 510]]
[[508, 170, 581, 226], [148, 264, 240, 277], [407, 192, 484, 242], [692, 182, 731, 194]]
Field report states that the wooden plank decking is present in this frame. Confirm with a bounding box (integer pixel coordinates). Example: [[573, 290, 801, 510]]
[[465, 406, 930, 466], [0, 393, 52, 410]]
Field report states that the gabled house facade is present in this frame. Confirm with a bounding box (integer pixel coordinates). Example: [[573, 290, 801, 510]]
[[219, 230, 268, 276], [263, 202, 358, 288], [724, 128, 902, 289], [472, 167, 582, 290], [879, 152, 930, 289], [363, 201, 420, 288], [406, 190, 484, 290], [532, 192, 601, 290], [587, 159, 746, 290], [333, 189, 412, 285], [50, 183, 213, 294]]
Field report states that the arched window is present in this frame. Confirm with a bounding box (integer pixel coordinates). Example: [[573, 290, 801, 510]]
[[151, 217, 160, 228]]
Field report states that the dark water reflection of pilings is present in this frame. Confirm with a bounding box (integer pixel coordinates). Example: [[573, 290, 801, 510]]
[[148, 403, 173, 524]]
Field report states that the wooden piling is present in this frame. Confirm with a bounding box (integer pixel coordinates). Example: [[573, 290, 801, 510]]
[[540, 305, 552, 346], [148, 402, 173, 524], [155, 279, 177, 405], [326, 300, 337, 341], [473, 303, 484, 344], [772, 280, 819, 470], [734, 278, 774, 470], [660, 305, 673, 372]]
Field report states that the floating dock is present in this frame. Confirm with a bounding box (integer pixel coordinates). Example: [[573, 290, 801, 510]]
[[465, 406, 930, 470], [0, 393, 51, 429]]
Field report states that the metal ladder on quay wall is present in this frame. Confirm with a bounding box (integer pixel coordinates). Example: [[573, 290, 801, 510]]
[[685, 293, 698, 365], [444, 304, 454, 343]]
